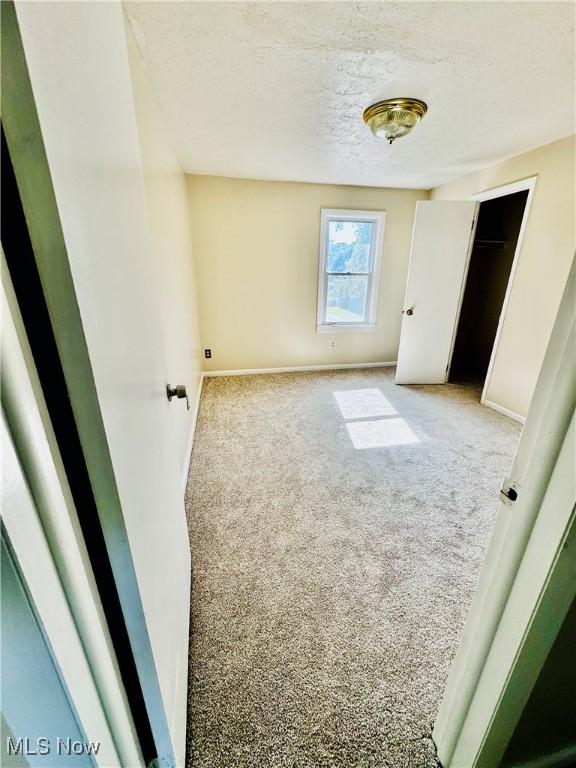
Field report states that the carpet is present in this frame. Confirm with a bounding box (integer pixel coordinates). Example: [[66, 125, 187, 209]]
[[185, 368, 521, 767]]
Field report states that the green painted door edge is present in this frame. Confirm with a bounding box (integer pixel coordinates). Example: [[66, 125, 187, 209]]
[[1, 4, 175, 766]]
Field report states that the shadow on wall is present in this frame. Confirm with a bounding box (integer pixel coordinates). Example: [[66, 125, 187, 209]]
[[333, 388, 420, 449]]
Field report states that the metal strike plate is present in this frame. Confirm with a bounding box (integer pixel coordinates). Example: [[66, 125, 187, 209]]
[[500, 477, 520, 506]]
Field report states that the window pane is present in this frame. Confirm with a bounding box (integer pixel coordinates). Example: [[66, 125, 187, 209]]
[[327, 220, 373, 273], [326, 275, 368, 323]]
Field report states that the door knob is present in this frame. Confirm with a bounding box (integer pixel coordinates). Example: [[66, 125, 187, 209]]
[[403, 307, 414, 316], [166, 384, 190, 410]]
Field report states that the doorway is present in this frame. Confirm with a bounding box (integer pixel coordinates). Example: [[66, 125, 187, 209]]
[[449, 185, 532, 399]]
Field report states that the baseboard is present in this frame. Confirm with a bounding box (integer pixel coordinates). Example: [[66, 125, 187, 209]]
[[203, 361, 397, 377], [507, 744, 576, 768], [182, 373, 204, 494], [482, 397, 526, 424]]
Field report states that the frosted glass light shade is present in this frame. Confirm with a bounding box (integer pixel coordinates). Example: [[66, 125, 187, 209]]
[[363, 98, 427, 144]]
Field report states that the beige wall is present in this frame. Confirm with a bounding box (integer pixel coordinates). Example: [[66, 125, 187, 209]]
[[187, 176, 427, 371], [431, 135, 575, 418], [189, 137, 574, 414]]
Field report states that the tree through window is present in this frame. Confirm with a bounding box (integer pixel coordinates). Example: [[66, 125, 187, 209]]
[[317, 210, 386, 332]]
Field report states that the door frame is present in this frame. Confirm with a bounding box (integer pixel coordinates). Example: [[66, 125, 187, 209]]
[[469, 176, 538, 413], [1, 259, 142, 767], [433, 256, 576, 767]]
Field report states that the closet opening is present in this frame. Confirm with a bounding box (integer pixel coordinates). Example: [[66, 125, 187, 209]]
[[449, 188, 530, 396]]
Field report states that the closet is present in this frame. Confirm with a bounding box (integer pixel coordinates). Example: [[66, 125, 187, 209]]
[[449, 190, 529, 388]]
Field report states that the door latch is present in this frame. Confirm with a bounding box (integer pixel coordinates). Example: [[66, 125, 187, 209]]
[[166, 384, 190, 411], [500, 477, 519, 506]]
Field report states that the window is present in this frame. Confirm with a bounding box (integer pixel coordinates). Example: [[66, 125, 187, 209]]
[[317, 209, 386, 333]]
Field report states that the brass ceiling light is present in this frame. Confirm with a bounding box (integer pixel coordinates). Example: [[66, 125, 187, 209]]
[[363, 98, 427, 144]]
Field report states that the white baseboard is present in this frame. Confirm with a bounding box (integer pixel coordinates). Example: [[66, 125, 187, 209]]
[[203, 361, 397, 378], [508, 744, 576, 768], [482, 397, 526, 424], [182, 373, 204, 494]]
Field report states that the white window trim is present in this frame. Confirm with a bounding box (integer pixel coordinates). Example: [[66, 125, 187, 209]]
[[316, 208, 386, 334]]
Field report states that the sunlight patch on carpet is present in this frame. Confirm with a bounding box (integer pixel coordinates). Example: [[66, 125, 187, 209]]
[[333, 388, 398, 420], [346, 417, 420, 449]]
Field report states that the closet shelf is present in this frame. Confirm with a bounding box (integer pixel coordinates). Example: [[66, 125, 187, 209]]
[[474, 239, 507, 247]]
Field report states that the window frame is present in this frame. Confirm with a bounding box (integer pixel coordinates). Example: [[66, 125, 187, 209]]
[[316, 208, 386, 334]]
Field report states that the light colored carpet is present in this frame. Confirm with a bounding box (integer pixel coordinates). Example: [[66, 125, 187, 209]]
[[185, 369, 521, 768]]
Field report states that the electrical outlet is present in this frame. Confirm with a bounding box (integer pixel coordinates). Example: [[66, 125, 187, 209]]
[[330, 341, 336, 349], [204, 348, 212, 359]]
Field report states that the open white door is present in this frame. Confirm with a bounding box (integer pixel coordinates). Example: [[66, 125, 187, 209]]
[[5, 4, 193, 764], [396, 201, 478, 385]]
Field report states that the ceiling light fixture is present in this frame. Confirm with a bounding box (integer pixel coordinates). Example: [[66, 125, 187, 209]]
[[363, 98, 427, 144]]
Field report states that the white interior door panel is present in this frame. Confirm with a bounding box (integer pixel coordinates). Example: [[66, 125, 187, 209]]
[[396, 201, 478, 385], [14, 3, 191, 764]]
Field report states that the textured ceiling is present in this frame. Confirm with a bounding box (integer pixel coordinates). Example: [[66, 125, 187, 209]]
[[125, 1, 575, 189]]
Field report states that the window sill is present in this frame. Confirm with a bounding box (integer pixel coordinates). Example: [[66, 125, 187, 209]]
[[317, 323, 376, 334]]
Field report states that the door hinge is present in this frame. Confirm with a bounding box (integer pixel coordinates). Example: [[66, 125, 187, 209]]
[[500, 477, 520, 506]]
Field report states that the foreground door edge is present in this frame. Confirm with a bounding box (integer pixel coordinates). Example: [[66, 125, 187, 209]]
[[433, 258, 576, 767], [1, 256, 143, 766]]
